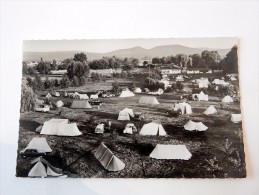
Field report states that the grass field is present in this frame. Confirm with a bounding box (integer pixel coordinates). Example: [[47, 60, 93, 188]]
[[16, 84, 246, 178]]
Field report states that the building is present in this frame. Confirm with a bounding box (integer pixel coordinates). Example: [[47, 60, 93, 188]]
[[160, 65, 182, 75], [186, 68, 212, 74]]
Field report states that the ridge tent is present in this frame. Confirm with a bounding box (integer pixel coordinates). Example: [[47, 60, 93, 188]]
[[184, 120, 208, 131], [40, 119, 82, 136], [78, 94, 89, 100], [94, 143, 125, 172], [192, 91, 208, 101], [231, 114, 242, 123], [46, 93, 52, 98], [90, 94, 98, 99], [70, 100, 92, 109], [20, 137, 52, 154], [149, 144, 192, 160], [119, 90, 135, 98], [36, 99, 44, 105], [56, 100, 64, 108], [139, 121, 167, 136], [95, 124, 105, 133], [134, 87, 142, 93], [123, 123, 137, 134], [222, 95, 234, 103], [174, 102, 192, 115], [28, 157, 63, 178], [118, 108, 135, 121], [138, 96, 159, 105], [204, 105, 217, 115]]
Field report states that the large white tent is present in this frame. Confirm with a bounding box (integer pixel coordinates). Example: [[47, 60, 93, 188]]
[[184, 120, 208, 131], [203, 105, 217, 115], [119, 90, 135, 98], [149, 144, 192, 160], [94, 143, 125, 172], [20, 137, 52, 154], [192, 91, 209, 101], [70, 100, 92, 109], [231, 114, 242, 123], [118, 108, 135, 120], [222, 95, 234, 103], [40, 119, 82, 136], [138, 96, 159, 105], [174, 102, 192, 115], [139, 121, 167, 136], [134, 87, 142, 93]]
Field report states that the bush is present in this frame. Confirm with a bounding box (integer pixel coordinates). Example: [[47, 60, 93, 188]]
[[111, 81, 122, 95], [60, 74, 70, 88], [20, 82, 37, 112], [32, 74, 43, 92]]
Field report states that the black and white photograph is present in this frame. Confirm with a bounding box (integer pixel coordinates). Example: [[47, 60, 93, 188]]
[[16, 38, 246, 178]]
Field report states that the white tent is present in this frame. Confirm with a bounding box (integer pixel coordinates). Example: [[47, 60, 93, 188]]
[[139, 121, 167, 136], [222, 95, 234, 103], [70, 100, 92, 109], [28, 157, 63, 178], [184, 120, 208, 131], [123, 123, 137, 134], [212, 79, 228, 86], [119, 90, 135, 98], [20, 138, 52, 153], [51, 91, 60, 97], [231, 114, 242, 123], [94, 143, 125, 172], [134, 87, 142, 93], [192, 91, 208, 101], [149, 144, 192, 160], [174, 102, 192, 115], [90, 94, 98, 99], [56, 100, 64, 108], [118, 108, 135, 121], [203, 105, 217, 115], [79, 94, 89, 100], [40, 119, 82, 136], [95, 124, 105, 133], [46, 93, 52, 98], [138, 96, 159, 105]]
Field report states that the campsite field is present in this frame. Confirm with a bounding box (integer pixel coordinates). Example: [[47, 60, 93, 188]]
[[16, 88, 246, 178]]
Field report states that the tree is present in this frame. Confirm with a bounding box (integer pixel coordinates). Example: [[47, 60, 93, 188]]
[[26, 77, 33, 87], [111, 81, 122, 95], [20, 81, 37, 112], [222, 45, 238, 73], [131, 58, 139, 67], [44, 76, 51, 89], [27, 67, 35, 75], [191, 54, 206, 68], [152, 57, 160, 64], [71, 76, 80, 87], [60, 74, 70, 88], [22, 61, 28, 75], [143, 61, 148, 66], [50, 59, 57, 70], [36, 58, 51, 74], [121, 71, 128, 79], [74, 52, 87, 63], [60, 58, 74, 70], [201, 50, 221, 70], [176, 54, 189, 68], [128, 82, 135, 91], [32, 74, 43, 92]]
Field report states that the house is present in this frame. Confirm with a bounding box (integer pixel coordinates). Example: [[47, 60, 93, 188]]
[[197, 78, 210, 88], [160, 65, 181, 75], [186, 68, 212, 74]]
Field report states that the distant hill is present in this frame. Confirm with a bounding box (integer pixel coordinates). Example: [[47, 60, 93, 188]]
[[23, 45, 230, 61]]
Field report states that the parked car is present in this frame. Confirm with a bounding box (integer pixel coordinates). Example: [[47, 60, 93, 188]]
[[89, 99, 102, 106], [35, 105, 50, 112], [19, 149, 51, 159]]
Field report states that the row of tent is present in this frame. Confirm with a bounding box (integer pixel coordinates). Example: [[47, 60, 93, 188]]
[[22, 138, 192, 177]]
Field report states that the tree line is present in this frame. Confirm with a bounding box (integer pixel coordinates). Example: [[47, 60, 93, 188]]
[[150, 45, 238, 73]]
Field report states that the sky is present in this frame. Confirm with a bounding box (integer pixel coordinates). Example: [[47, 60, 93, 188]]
[[23, 38, 238, 53]]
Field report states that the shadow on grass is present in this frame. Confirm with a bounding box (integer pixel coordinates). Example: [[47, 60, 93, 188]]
[[19, 119, 41, 132]]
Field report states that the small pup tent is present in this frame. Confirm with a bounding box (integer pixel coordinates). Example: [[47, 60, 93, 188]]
[[36, 99, 44, 105], [20, 138, 52, 154], [138, 96, 159, 105], [118, 108, 135, 121], [203, 105, 217, 115], [28, 157, 63, 178], [94, 143, 125, 172], [174, 102, 192, 115], [123, 123, 137, 134], [46, 93, 52, 98], [90, 94, 98, 99], [56, 100, 64, 108], [149, 144, 192, 160], [222, 95, 234, 103], [70, 100, 92, 109], [231, 114, 242, 123], [134, 87, 142, 93], [95, 124, 105, 133], [40, 118, 82, 136], [184, 120, 208, 131], [139, 121, 167, 136], [78, 94, 89, 100], [119, 90, 135, 98]]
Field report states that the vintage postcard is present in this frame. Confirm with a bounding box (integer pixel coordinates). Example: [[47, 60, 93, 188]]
[[17, 38, 246, 178]]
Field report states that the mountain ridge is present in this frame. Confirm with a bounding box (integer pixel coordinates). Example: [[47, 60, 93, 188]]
[[23, 44, 231, 61]]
